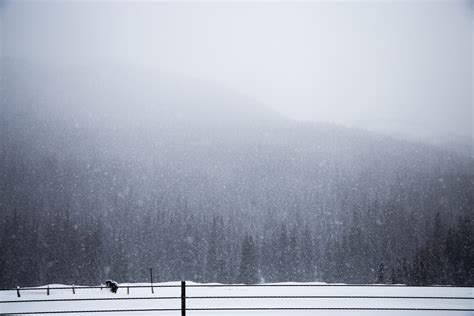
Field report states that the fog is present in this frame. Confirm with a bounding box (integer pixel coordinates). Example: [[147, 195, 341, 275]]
[[1, 1, 472, 142], [1, 1, 473, 288]]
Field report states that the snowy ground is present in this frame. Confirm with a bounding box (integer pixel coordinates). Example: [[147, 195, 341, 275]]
[[1, 282, 472, 316]]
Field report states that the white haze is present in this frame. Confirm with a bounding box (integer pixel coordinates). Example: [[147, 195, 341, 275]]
[[0, 0, 472, 143]]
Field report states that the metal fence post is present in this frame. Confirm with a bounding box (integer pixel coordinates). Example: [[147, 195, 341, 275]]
[[47, 285, 50, 296], [181, 281, 186, 316], [72, 284, 75, 294], [150, 268, 154, 294]]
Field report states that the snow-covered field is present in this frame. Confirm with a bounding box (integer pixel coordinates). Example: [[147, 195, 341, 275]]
[[1, 282, 472, 316]]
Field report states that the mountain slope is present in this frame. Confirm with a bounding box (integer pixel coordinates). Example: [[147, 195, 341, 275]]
[[0, 59, 472, 287]]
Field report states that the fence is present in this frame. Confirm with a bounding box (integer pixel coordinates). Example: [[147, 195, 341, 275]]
[[1, 282, 473, 315]]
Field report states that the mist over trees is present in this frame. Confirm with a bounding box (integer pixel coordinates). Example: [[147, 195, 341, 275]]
[[0, 59, 472, 288]]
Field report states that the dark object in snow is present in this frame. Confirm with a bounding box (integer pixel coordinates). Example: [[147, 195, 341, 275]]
[[105, 280, 118, 293]]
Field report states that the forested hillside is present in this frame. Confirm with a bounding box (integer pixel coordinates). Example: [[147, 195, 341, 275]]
[[1, 59, 472, 287]]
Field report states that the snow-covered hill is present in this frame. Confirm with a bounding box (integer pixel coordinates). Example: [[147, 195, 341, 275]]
[[1, 282, 472, 315]]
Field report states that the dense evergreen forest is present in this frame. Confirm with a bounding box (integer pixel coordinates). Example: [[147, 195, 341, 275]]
[[1, 59, 472, 287]]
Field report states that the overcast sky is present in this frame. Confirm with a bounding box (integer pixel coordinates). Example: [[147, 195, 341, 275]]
[[1, 1, 472, 141]]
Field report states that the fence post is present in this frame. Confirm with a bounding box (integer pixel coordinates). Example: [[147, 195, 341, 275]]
[[16, 286, 20, 298], [150, 268, 154, 294], [72, 284, 75, 294], [181, 281, 186, 316], [47, 285, 50, 296]]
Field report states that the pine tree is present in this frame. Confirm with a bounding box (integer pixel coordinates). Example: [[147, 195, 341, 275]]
[[206, 217, 219, 282], [377, 261, 385, 284], [237, 235, 259, 284], [301, 226, 315, 281], [276, 224, 289, 281]]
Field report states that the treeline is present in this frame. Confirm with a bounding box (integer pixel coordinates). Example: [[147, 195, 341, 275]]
[[0, 132, 472, 287], [1, 197, 472, 287]]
